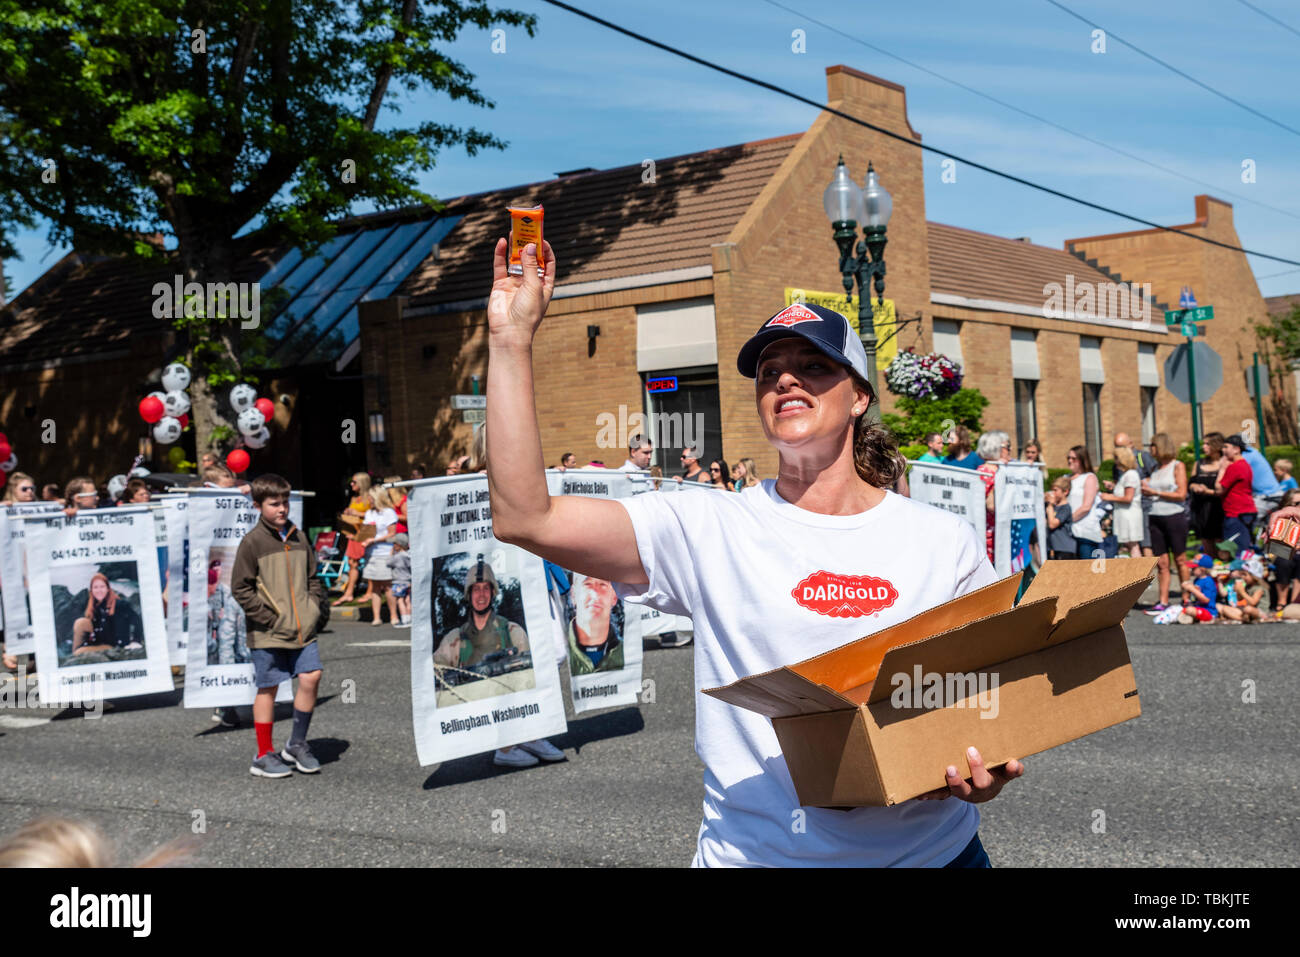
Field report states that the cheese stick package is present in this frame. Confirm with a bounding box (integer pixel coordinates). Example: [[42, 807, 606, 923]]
[[508, 204, 545, 277], [1266, 515, 1300, 559]]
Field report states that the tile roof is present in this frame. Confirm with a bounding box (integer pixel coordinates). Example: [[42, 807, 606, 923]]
[[0, 241, 281, 369], [396, 134, 801, 309], [1265, 294, 1300, 317], [927, 221, 1168, 319]]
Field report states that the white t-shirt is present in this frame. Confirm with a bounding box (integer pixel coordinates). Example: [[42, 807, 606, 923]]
[[614, 480, 997, 867], [364, 507, 398, 556]]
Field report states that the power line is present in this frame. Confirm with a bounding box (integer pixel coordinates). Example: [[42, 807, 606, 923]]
[[1042, 0, 1300, 139], [1236, 0, 1300, 40], [539, 0, 1300, 268], [762, 0, 1300, 224]]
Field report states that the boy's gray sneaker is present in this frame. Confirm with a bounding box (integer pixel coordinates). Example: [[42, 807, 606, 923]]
[[281, 740, 321, 773], [250, 752, 293, 778]]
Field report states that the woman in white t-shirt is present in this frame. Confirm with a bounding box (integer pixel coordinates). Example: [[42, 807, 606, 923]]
[[362, 486, 400, 627], [1067, 446, 1104, 559], [1100, 447, 1144, 557], [483, 239, 1021, 868]]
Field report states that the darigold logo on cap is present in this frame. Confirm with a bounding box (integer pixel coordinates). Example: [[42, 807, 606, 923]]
[[766, 303, 822, 328], [791, 570, 898, 618]]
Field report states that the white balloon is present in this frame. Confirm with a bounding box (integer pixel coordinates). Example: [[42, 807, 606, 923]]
[[229, 383, 257, 413], [244, 426, 271, 449], [161, 363, 192, 392], [153, 417, 182, 444], [129, 467, 151, 478], [237, 407, 266, 435], [163, 390, 191, 417], [107, 474, 129, 498], [0, 453, 17, 472], [148, 390, 167, 404]]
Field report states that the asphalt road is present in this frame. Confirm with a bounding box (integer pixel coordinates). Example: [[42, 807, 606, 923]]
[[0, 611, 1295, 867]]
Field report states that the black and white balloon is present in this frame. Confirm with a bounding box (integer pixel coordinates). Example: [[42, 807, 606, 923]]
[[107, 474, 128, 499], [244, 426, 271, 450], [237, 407, 266, 436], [161, 363, 192, 392], [230, 383, 257, 413], [163, 390, 191, 417], [153, 416, 183, 444], [0, 453, 16, 472]]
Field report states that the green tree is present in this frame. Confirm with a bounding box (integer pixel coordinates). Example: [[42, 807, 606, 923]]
[[881, 388, 989, 446], [1249, 304, 1300, 445], [0, 0, 535, 454]]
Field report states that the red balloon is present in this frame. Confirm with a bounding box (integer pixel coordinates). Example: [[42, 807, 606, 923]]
[[255, 398, 274, 422], [0, 442, 10, 462], [226, 449, 250, 474], [139, 396, 165, 424], [178, 413, 190, 429]]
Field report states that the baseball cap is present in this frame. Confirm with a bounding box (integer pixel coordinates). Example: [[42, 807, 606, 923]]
[[737, 303, 875, 399], [1223, 433, 1248, 450], [392, 532, 409, 548], [1195, 554, 1214, 569]]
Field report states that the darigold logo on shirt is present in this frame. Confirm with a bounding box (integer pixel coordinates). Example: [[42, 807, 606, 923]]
[[791, 571, 898, 618]]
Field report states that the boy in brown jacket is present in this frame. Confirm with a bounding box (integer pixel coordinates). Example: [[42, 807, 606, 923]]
[[231, 474, 330, 778]]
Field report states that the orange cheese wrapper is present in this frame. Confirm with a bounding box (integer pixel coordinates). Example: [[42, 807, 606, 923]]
[[1267, 515, 1300, 558], [508, 205, 545, 277]]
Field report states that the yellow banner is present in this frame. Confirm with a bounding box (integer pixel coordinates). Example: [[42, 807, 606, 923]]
[[784, 288, 897, 370]]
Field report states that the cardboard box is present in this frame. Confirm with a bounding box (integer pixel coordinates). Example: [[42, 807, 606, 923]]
[[704, 558, 1155, 808]]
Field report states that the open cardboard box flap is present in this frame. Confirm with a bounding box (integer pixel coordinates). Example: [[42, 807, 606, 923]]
[[704, 558, 1156, 717]]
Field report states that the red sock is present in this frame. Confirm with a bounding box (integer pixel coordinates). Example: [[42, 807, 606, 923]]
[[255, 722, 274, 758]]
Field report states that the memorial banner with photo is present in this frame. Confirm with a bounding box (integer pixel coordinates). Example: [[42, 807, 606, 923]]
[[408, 475, 567, 765], [545, 469, 644, 713], [182, 490, 291, 708], [152, 495, 189, 665], [23, 507, 172, 704], [1, 502, 65, 655], [994, 463, 1047, 578], [907, 461, 987, 542]]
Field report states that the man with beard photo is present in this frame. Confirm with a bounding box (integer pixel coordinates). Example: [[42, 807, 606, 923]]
[[566, 573, 624, 674]]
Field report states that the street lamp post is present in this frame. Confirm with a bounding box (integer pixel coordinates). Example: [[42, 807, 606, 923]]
[[823, 156, 892, 406]]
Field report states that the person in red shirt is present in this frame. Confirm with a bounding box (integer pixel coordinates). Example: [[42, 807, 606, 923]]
[[1216, 434, 1257, 551]]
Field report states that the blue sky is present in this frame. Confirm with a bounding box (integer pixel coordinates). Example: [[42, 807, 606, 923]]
[[7, 0, 1300, 300]]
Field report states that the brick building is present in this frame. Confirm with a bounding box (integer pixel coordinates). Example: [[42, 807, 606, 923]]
[[360, 65, 1295, 476], [4, 65, 1293, 504]]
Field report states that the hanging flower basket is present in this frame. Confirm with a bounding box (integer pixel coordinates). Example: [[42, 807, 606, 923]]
[[884, 348, 964, 400]]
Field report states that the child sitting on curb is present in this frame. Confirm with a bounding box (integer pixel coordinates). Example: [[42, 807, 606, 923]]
[[1176, 554, 1219, 623], [1217, 559, 1266, 622]]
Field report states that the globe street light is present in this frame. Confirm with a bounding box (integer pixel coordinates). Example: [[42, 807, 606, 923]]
[[823, 156, 892, 403]]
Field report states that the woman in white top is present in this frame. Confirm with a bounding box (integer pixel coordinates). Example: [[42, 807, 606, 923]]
[[1067, 446, 1104, 559], [485, 239, 1021, 868], [1100, 447, 1143, 557], [362, 486, 399, 627], [1141, 432, 1189, 611]]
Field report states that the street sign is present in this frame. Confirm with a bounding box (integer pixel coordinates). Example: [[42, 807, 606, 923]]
[[461, 409, 485, 424], [451, 394, 487, 410], [1164, 305, 1214, 326], [1179, 286, 1197, 309], [1180, 322, 1200, 338], [1164, 341, 1223, 404]]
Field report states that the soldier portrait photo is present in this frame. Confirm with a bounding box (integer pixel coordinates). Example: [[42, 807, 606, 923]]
[[431, 551, 534, 708], [565, 572, 625, 676], [205, 550, 249, 665]]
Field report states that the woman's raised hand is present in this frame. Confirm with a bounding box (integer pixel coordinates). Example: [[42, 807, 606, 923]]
[[488, 238, 557, 348]]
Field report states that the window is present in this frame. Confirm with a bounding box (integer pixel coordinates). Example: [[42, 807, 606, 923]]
[[1083, 383, 1103, 466], [1014, 379, 1038, 453], [1140, 386, 1157, 444], [932, 319, 963, 365], [642, 366, 721, 473]]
